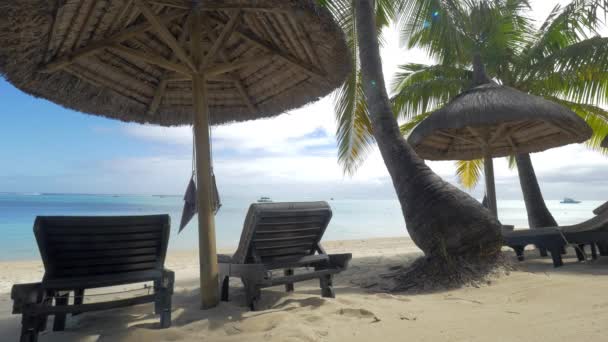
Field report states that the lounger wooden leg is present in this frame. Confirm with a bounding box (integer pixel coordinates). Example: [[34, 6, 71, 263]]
[[591, 244, 598, 260], [52, 292, 69, 331], [159, 293, 171, 329], [513, 246, 525, 261], [549, 248, 563, 267], [576, 245, 586, 261], [538, 247, 548, 257], [221, 276, 230, 302], [158, 271, 174, 329], [284, 269, 295, 292], [71, 289, 84, 316], [154, 280, 161, 315], [20, 314, 40, 342], [320, 274, 335, 298], [598, 243, 608, 256], [243, 281, 261, 311]]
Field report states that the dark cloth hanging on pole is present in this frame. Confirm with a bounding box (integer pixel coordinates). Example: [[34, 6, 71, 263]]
[[179, 173, 221, 233]]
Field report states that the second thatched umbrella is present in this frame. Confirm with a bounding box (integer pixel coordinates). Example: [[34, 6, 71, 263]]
[[408, 59, 592, 217], [0, 0, 350, 308]]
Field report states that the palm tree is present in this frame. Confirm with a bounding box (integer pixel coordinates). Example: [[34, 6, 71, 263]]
[[339, 0, 503, 267], [393, 0, 608, 229], [332, 0, 608, 232]]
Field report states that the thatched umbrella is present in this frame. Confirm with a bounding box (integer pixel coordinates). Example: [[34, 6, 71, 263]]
[[0, 0, 349, 308], [603, 136, 608, 148], [408, 57, 592, 217]]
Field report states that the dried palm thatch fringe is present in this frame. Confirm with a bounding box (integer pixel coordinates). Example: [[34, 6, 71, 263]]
[[0, 0, 350, 126], [385, 254, 512, 293], [408, 82, 593, 161], [602, 135, 608, 148]]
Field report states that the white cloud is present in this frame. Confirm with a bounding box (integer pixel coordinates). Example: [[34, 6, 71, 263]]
[[115, 0, 608, 200]]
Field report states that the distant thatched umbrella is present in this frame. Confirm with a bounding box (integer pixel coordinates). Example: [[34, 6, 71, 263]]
[[0, 0, 350, 308], [408, 56, 592, 217], [603, 136, 608, 148]]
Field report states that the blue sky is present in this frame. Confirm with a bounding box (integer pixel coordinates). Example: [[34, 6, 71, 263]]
[[1, 0, 607, 200]]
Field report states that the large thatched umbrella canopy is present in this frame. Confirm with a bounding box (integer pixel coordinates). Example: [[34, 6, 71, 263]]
[[0, 0, 350, 308], [0, 0, 349, 125], [408, 81, 592, 217]]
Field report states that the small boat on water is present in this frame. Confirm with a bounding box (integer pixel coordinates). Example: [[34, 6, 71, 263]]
[[560, 197, 581, 204], [257, 196, 273, 203]]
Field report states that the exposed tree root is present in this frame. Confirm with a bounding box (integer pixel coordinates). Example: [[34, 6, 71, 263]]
[[383, 253, 513, 293]]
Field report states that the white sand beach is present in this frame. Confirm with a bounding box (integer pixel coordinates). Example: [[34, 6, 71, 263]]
[[1, 237, 607, 342]]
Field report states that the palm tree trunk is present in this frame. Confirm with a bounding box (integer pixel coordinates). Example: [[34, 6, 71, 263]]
[[515, 153, 558, 228], [355, 0, 502, 261]]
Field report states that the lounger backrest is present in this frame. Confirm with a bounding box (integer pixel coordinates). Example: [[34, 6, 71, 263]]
[[232, 202, 332, 264], [34, 215, 170, 282], [593, 201, 608, 216]]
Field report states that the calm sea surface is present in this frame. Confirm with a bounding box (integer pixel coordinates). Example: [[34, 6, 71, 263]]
[[0, 193, 603, 261]]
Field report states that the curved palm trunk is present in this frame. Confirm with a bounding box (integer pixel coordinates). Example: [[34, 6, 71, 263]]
[[515, 153, 558, 228], [355, 0, 502, 260]]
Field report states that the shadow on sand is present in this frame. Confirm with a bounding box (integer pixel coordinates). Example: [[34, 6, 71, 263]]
[[1, 249, 606, 341]]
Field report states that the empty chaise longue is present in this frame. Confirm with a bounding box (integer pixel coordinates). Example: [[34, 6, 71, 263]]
[[503, 201, 608, 267], [218, 202, 352, 310], [11, 215, 175, 342]]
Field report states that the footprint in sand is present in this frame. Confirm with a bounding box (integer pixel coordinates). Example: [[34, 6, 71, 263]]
[[304, 314, 323, 323], [336, 308, 381, 322], [376, 293, 411, 302]]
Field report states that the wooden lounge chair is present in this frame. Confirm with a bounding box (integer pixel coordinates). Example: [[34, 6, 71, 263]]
[[503, 201, 608, 267], [218, 202, 352, 310], [11, 215, 174, 342]]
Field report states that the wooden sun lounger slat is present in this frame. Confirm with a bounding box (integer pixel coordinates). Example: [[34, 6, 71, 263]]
[[256, 226, 322, 234], [48, 232, 162, 242], [256, 242, 314, 250], [53, 262, 159, 277], [253, 234, 318, 243], [54, 255, 158, 268], [253, 233, 320, 243], [257, 220, 325, 227], [55, 247, 158, 259], [47, 225, 163, 235], [49, 240, 160, 251], [43, 216, 168, 226]]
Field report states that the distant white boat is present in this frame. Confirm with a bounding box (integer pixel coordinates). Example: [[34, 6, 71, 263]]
[[257, 196, 273, 203], [20, 192, 42, 196], [560, 197, 581, 204]]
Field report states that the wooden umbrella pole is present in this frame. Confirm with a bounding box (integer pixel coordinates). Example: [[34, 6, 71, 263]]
[[192, 73, 219, 309], [483, 147, 498, 218]]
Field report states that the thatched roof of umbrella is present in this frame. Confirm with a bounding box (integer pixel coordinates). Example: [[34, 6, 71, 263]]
[[603, 135, 608, 148], [408, 82, 592, 161], [0, 0, 350, 126], [408, 56, 592, 218]]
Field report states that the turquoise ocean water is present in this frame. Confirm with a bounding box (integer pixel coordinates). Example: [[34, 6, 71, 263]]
[[0, 193, 603, 261]]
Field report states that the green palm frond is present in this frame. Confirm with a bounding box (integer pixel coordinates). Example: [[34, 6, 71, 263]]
[[390, 63, 472, 119], [334, 69, 375, 176], [325, 0, 401, 175], [455, 159, 484, 190], [507, 155, 516, 169], [523, 37, 608, 105], [547, 97, 608, 153], [521, 0, 606, 67], [399, 111, 432, 137]]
